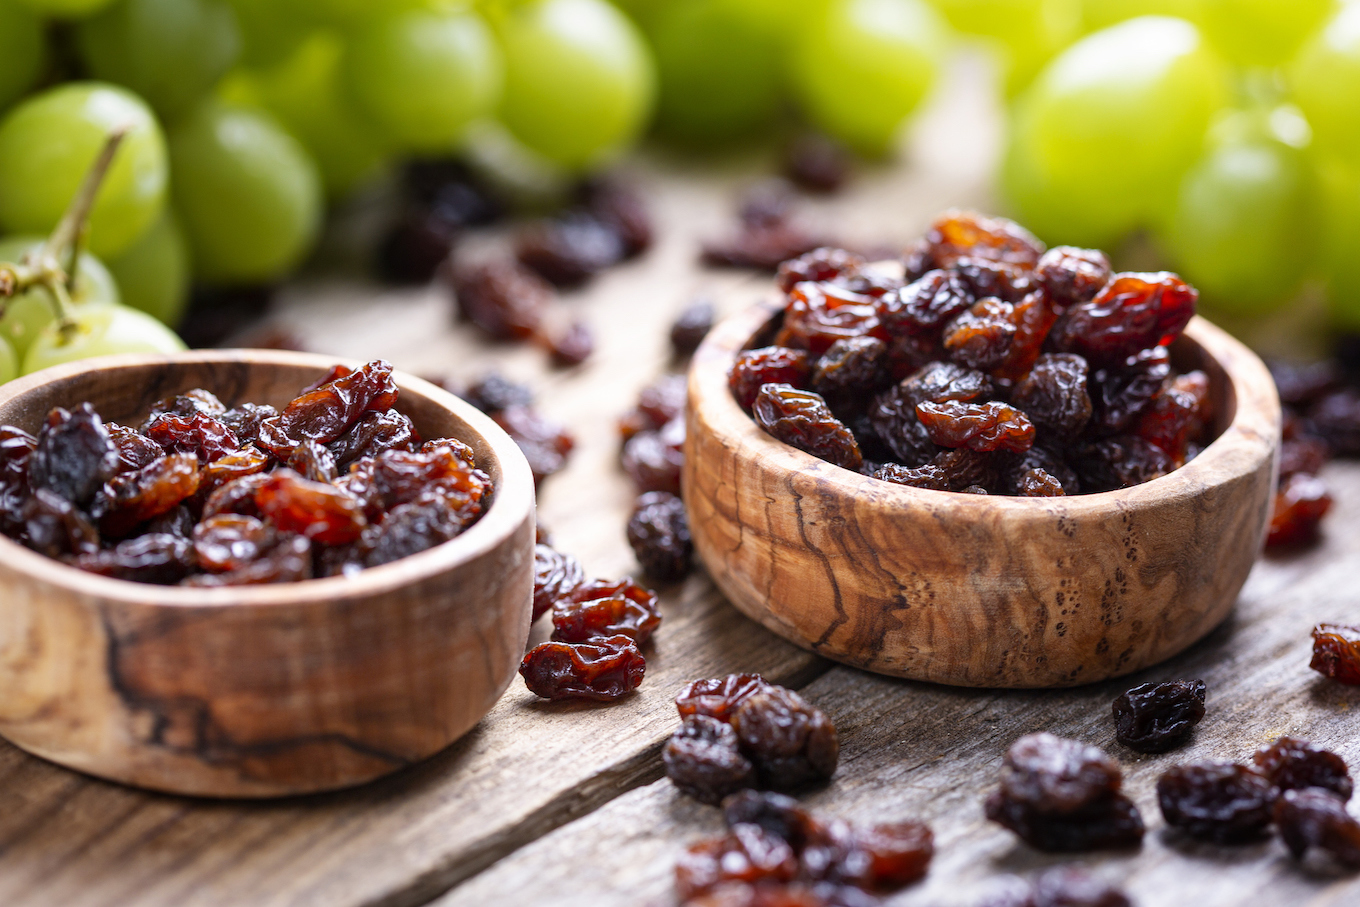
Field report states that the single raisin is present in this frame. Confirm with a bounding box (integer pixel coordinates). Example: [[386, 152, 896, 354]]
[[459, 373, 533, 414], [106, 424, 165, 473], [547, 320, 595, 366], [146, 388, 227, 420], [627, 491, 693, 582], [1034, 246, 1112, 309], [1267, 472, 1333, 548], [753, 385, 863, 472], [582, 177, 652, 257], [954, 257, 1037, 303], [1012, 354, 1091, 439], [1253, 736, 1353, 800], [276, 360, 399, 446], [1156, 762, 1277, 843], [1310, 623, 1360, 685], [254, 470, 367, 545], [1089, 346, 1172, 435], [664, 714, 758, 805], [984, 791, 1144, 853], [532, 543, 587, 621], [28, 404, 119, 507], [144, 412, 240, 464], [777, 248, 865, 295], [364, 494, 478, 567], [810, 337, 891, 408], [1014, 468, 1065, 497], [671, 299, 716, 356], [1308, 388, 1360, 456], [677, 673, 772, 723], [1135, 371, 1211, 464], [731, 686, 839, 791], [94, 453, 202, 538], [183, 533, 313, 586], [731, 347, 814, 412], [1275, 788, 1360, 867], [193, 514, 277, 573], [924, 210, 1045, 270], [783, 134, 850, 194], [916, 401, 1035, 454], [72, 534, 194, 584], [552, 577, 662, 644], [288, 439, 339, 483], [774, 282, 883, 356], [873, 462, 950, 491], [620, 373, 689, 440], [1048, 272, 1196, 365], [219, 402, 276, 445], [1111, 680, 1206, 753], [493, 405, 575, 486], [23, 488, 100, 557], [877, 270, 973, 338], [515, 210, 626, 286], [519, 634, 646, 701], [943, 298, 1017, 371], [450, 257, 550, 340], [676, 824, 799, 900], [327, 410, 416, 470]]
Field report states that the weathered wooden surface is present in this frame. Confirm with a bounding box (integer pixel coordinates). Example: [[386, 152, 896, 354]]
[[0, 54, 1354, 907]]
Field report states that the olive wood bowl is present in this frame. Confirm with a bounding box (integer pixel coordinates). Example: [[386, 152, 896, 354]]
[[0, 350, 536, 797], [684, 297, 1280, 688]]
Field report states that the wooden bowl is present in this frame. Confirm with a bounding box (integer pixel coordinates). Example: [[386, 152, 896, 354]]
[[0, 351, 536, 797], [684, 298, 1280, 688]]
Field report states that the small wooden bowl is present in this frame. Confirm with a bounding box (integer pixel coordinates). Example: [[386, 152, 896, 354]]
[[684, 299, 1280, 688], [0, 351, 536, 797]]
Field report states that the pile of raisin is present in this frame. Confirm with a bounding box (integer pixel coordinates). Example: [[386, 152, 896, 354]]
[[0, 361, 493, 585], [984, 733, 1144, 852], [1311, 623, 1360, 685], [618, 373, 694, 583], [518, 542, 659, 702], [663, 673, 839, 804], [729, 211, 1213, 495], [1157, 735, 1359, 862], [1263, 354, 1360, 549], [1111, 679, 1207, 753], [674, 790, 932, 906]]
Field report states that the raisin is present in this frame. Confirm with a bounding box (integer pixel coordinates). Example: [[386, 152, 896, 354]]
[[1111, 679, 1206, 753], [551, 577, 662, 644], [400, 158, 503, 224], [327, 410, 416, 470], [450, 257, 550, 340], [583, 177, 652, 257], [985, 789, 1143, 853], [1253, 736, 1353, 800], [1089, 346, 1172, 435], [519, 634, 646, 701], [106, 424, 165, 473], [1014, 468, 1065, 497], [200, 446, 270, 496], [824, 822, 934, 890], [1048, 272, 1196, 364], [492, 404, 575, 485], [899, 361, 995, 407], [810, 337, 891, 410], [1278, 432, 1330, 479], [219, 402, 276, 445], [375, 205, 459, 284], [23, 488, 100, 557], [94, 453, 202, 538], [916, 401, 1034, 454], [1135, 371, 1211, 463], [773, 282, 883, 355], [183, 533, 313, 586], [783, 133, 850, 194], [1072, 435, 1173, 493], [515, 210, 625, 286], [702, 187, 827, 271], [627, 490, 693, 582], [144, 412, 240, 464], [1310, 623, 1360, 685], [1267, 472, 1332, 548], [72, 534, 194, 584], [954, 257, 1037, 303], [872, 462, 950, 491], [254, 470, 367, 545], [777, 248, 866, 295], [985, 867, 1133, 907], [342, 444, 487, 518], [677, 673, 772, 723], [28, 404, 119, 507], [1269, 359, 1344, 408], [621, 421, 685, 495], [731, 347, 813, 411], [930, 448, 998, 491], [1307, 388, 1360, 456], [753, 384, 863, 472], [925, 210, 1044, 270], [993, 291, 1060, 382], [1003, 442, 1080, 495], [276, 360, 399, 447], [193, 514, 276, 573], [145, 504, 195, 539], [1275, 788, 1360, 867], [664, 714, 758, 805], [723, 791, 821, 849], [943, 298, 1017, 371], [147, 388, 227, 420], [1035, 246, 1112, 309], [1156, 762, 1277, 843], [202, 473, 271, 519], [532, 543, 587, 621], [364, 493, 475, 567], [547, 320, 594, 366], [287, 439, 339, 483], [621, 373, 689, 440], [459, 373, 533, 414], [731, 686, 839, 791], [676, 824, 799, 900], [877, 270, 973, 338], [1012, 354, 1091, 439], [671, 299, 716, 356]]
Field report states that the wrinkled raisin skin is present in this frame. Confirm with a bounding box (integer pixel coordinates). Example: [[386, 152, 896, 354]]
[[1311, 624, 1360, 685], [731, 686, 840, 791], [1253, 736, 1353, 800], [627, 491, 693, 582], [551, 577, 662, 644], [664, 714, 758, 806], [752, 385, 863, 472], [519, 635, 646, 701], [1275, 788, 1360, 867], [1111, 680, 1206, 754], [1156, 762, 1277, 843]]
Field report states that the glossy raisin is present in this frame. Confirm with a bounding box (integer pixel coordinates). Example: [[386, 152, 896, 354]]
[[677, 673, 772, 723], [1267, 472, 1332, 548], [519, 634, 646, 701], [552, 577, 662, 644], [516, 209, 626, 286], [1089, 346, 1172, 435], [810, 337, 890, 408], [731, 347, 814, 411], [144, 412, 240, 464], [94, 453, 202, 537], [1310, 624, 1360, 685], [1156, 762, 1277, 843], [459, 373, 533, 414], [1111, 680, 1206, 753], [254, 470, 367, 545], [218, 402, 276, 445], [276, 360, 399, 447], [532, 543, 587, 621], [620, 373, 689, 441], [924, 210, 1044, 270], [1253, 736, 1353, 800], [1012, 354, 1091, 439], [877, 270, 973, 338], [1073, 435, 1173, 493], [676, 824, 799, 900], [1035, 246, 1112, 309], [1048, 272, 1196, 364], [106, 424, 165, 473], [731, 686, 839, 791], [773, 282, 883, 356], [72, 534, 195, 584], [183, 533, 313, 586], [917, 401, 1034, 454], [147, 388, 227, 421], [942, 298, 1017, 371], [364, 493, 477, 567], [28, 404, 119, 507], [621, 421, 685, 495], [873, 462, 950, 491], [23, 488, 100, 557], [202, 473, 271, 520], [1135, 371, 1211, 464], [753, 384, 863, 472], [199, 446, 270, 496], [327, 410, 416, 469], [1275, 788, 1360, 867], [777, 248, 865, 295], [1013, 468, 1065, 496], [954, 257, 1036, 304], [627, 491, 693, 582], [450, 257, 549, 340], [287, 439, 339, 483], [664, 714, 759, 805], [193, 514, 276, 573]]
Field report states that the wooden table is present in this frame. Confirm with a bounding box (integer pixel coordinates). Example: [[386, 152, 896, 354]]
[[1, 57, 1357, 907]]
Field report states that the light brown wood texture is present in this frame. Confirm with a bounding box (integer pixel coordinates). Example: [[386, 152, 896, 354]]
[[685, 298, 1280, 687], [0, 55, 1353, 907], [0, 351, 537, 797]]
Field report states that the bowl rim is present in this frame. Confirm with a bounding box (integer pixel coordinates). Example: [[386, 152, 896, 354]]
[[0, 349, 537, 608], [689, 295, 1280, 520]]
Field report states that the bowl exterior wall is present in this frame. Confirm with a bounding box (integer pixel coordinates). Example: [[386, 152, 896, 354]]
[[685, 303, 1279, 688]]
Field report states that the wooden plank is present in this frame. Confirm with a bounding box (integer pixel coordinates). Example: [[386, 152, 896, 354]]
[[440, 464, 1360, 907]]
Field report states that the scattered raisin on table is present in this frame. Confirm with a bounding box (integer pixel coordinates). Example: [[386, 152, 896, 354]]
[[1111, 679, 1206, 754], [1310, 623, 1360, 685], [626, 490, 693, 582], [492, 404, 575, 486], [676, 673, 772, 722], [671, 299, 716, 357], [1253, 736, 1353, 800], [518, 635, 646, 701], [1156, 762, 1277, 843], [984, 733, 1144, 852], [621, 419, 685, 495], [546, 320, 594, 367], [664, 715, 758, 805], [1267, 473, 1332, 549], [783, 133, 850, 194], [701, 182, 828, 271], [550, 577, 662, 644], [532, 542, 586, 621], [449, 257, 550, 341], [1275, 788, 1360, 867]]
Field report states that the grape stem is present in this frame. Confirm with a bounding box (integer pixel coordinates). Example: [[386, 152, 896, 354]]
[[0, 127, 128, 341]]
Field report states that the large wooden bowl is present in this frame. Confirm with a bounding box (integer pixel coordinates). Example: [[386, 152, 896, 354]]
[[684, 299, 1280, 688], [0, 350, 536, 797]]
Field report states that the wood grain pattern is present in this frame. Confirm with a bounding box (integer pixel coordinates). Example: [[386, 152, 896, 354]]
[[684, 298, 1281, 687], [0, 351, 537, 797], [440, 463, 1360, 907]]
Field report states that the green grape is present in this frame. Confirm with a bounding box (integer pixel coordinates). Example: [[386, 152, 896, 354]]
[[496, 0, 655, 170], [13, 0, 115, 17], [169, 101, 321, 284], [0, 83, 169, 259], [104, 212, 189, 327], [225, 0, 310, 69], [0, 0, 46, 112], [1080, 0, 1202, 32], [22, 303, 184, 375], [997, 0, 1083, 98], [291, 0, 426, 29], [343, 6, 501, 154], [645, 0, 784, 144], [931, 0, 1043, 38], [788, 0, 948, 157], [1291, 3, 1360, 167], [1317, 156, 1360, 331], [1001, 16, 1228, 248], [1197, 0, 1332, 68], [1158, 115, 1315, 316], [76, 0, 241, 124], [0, 335, 16, 385], [0, 235, 121, 359], [223, 34, 388, 198]]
